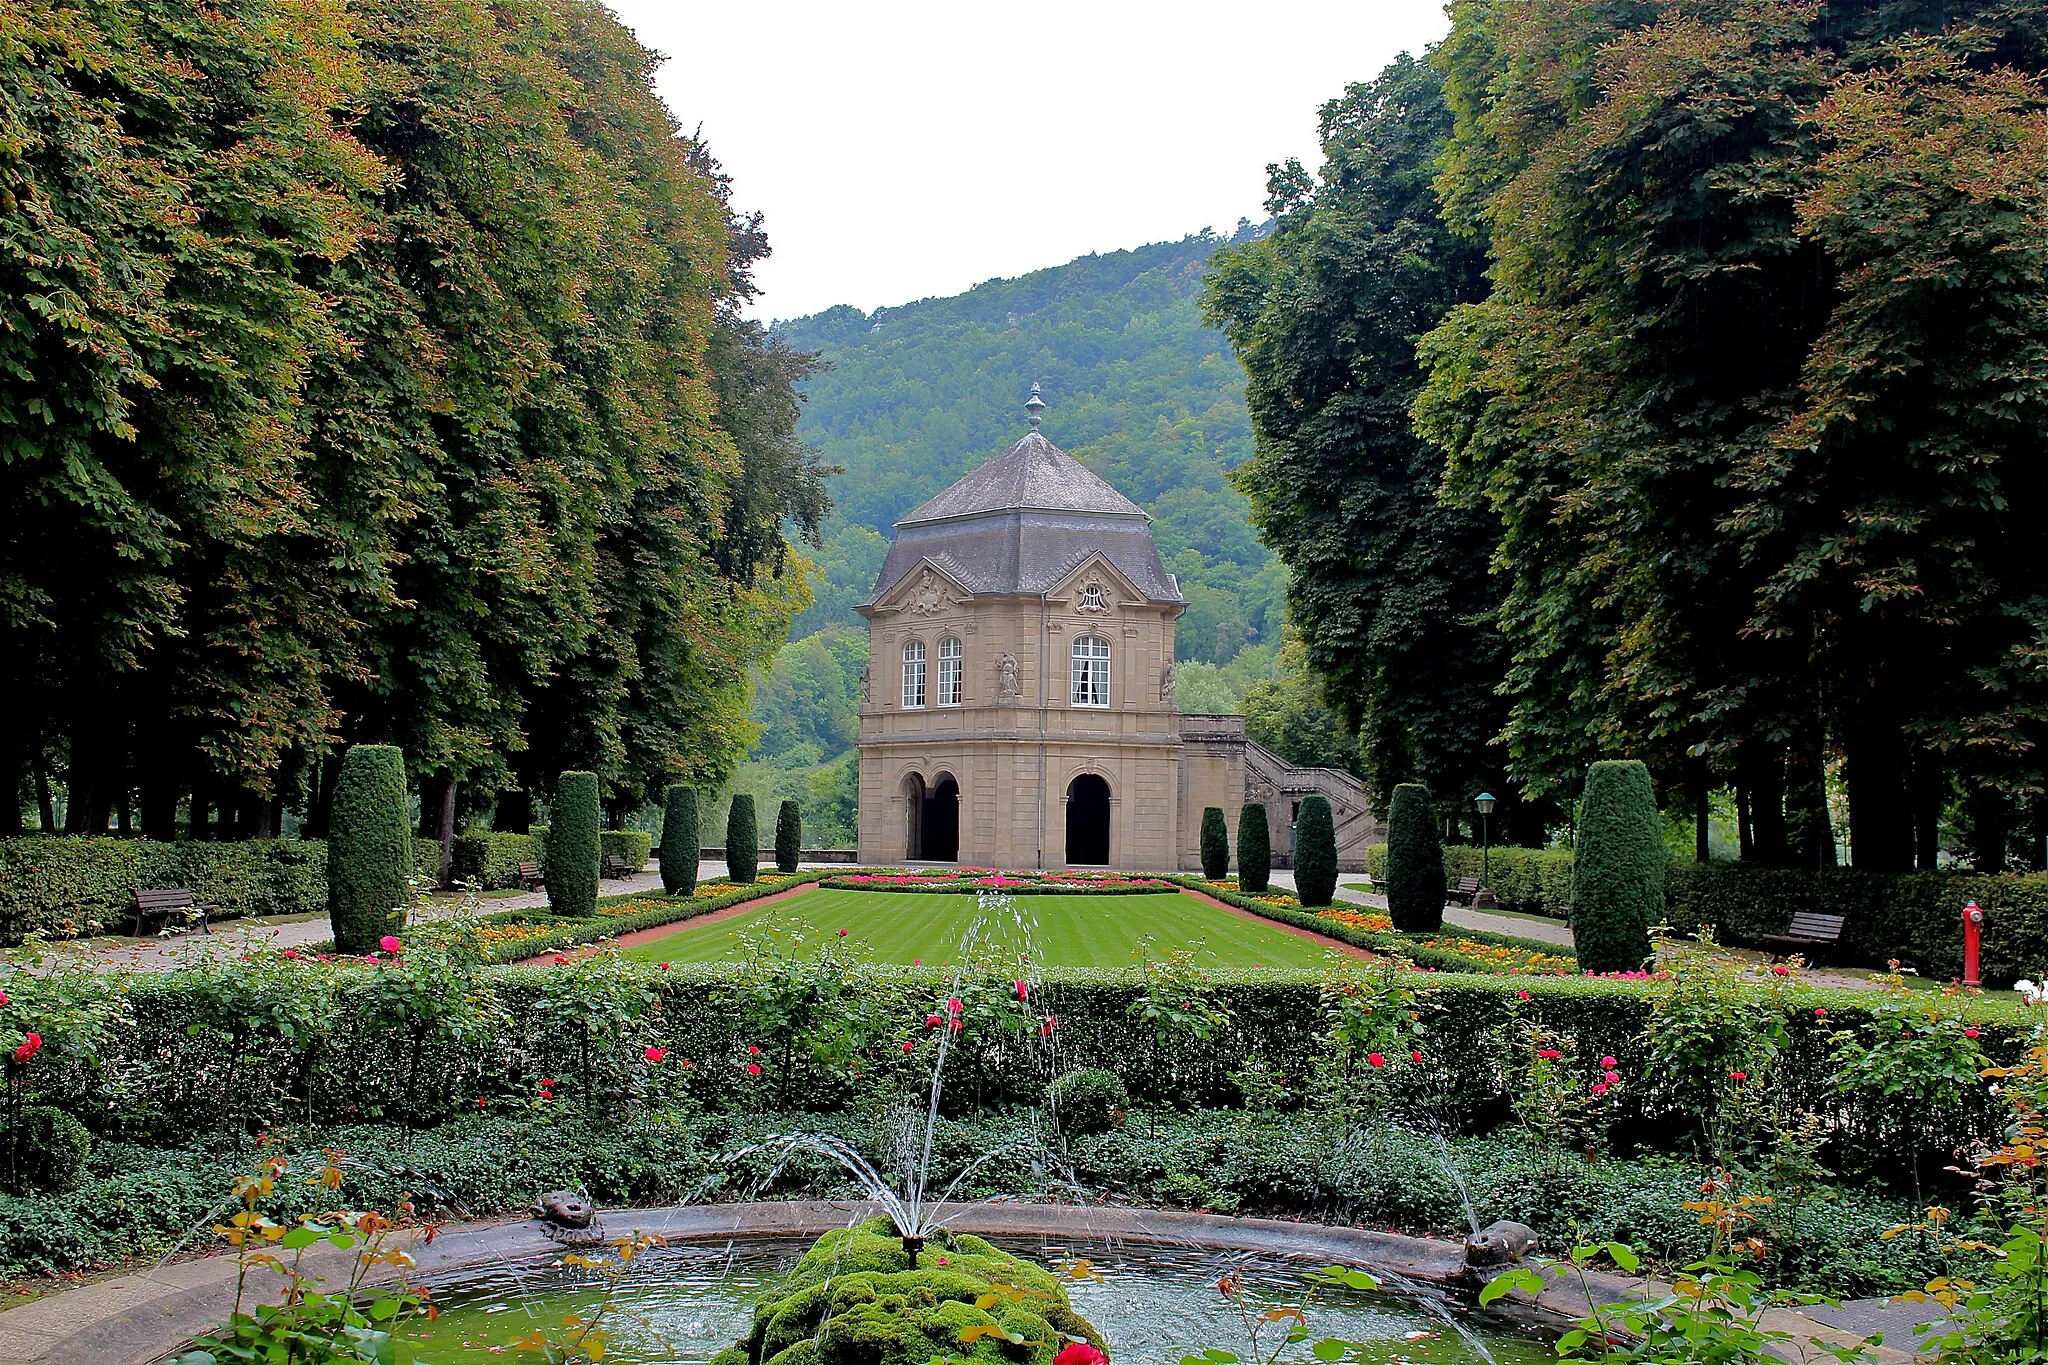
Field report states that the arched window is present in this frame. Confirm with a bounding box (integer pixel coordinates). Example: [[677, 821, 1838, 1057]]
[[1071, 635, 1110, 707], [901, 640, 926, 708], [937, 637, 963, 706]]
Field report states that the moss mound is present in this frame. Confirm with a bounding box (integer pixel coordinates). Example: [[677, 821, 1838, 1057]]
[[711, 1217, 1106, 1365]]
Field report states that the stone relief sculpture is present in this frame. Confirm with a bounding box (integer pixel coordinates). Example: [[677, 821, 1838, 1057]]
[[857, 661, 871, 704], [1075, 582, 1110, 613], [907, 569, 950, 617], [997, 652, 1021, 697], [1159, 660, 1175, 704]]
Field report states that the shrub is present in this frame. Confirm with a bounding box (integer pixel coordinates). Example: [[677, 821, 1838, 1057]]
[[727, 795, 758, 884], [7, 1107, 89, 1194], [0, 838, 327, 943], [1238, 803, 1270, 894], [1572, 760, 1663, 974], [775, 800, 802, 874], [326, 745, 411, 954], [546, 772, 601, 918], [1200, 807, 1229, 880], [1385, 783, 1444, 933], [1047, 1067, 1128, 1135], [599, 830, 653, 871], [659, 786, 700, 895], [1294, 795, 1337, 907], [451, 833, 537, 890]]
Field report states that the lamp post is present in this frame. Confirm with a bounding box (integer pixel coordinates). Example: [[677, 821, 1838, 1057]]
[[1475, 792, 1496, 909]]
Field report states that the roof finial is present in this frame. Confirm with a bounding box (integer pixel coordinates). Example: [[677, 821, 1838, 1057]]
[[1025, 381, 1045, 430]]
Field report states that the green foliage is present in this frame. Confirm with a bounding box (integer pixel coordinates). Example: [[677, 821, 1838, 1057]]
[[450, 833, 536, 891], [0, 837, 327, 943], [776, 228, 1277, 649], [660, 787, 701, 896], [0, 0, 817, 832], [327, 746, 410, 955], [712, 1218, 1105, 1365], [1238, 804, 1271, 895], [8, 1108, 88, 1195], [1205, 54, 1511, 816], [775, 800, 802, 873], [748, 626, 867, 765], [545, 773, 600, 919], [1241, 633, 1358, 775], [1293, 796, 1337, 907], [1047, 1068, 1128, 1136], [1200, 807, 1230, 881], [1367, 842, 1573, 920], [600, 831, 653, 871], [1173, 643, 1280, 715], [1383, 784, 1443, 933], [727, 794, 759, 884], [1571, 762, 1662, 974]]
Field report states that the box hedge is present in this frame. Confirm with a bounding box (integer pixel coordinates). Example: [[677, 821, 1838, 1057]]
[[546, 772, 601, 917], [1383, 783, 1443, 932], [327, 744, 412, 954], [0, 837, 327, 943], [1237, 803, 1270, 894], [727, 794, 758, 884], [1199, 807, 1229, 881], [452, 833, 538, 889], [1571, 761, 1664, 973], [775, 799, 802, 874], [660, 786, 701, 895], [1293, 795, 1337, 907]]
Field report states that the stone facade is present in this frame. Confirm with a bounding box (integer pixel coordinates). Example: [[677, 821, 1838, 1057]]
[[856, 407, 1380, 872]]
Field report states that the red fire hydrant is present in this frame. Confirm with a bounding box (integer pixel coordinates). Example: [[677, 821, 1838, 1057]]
[[1962, 900, 1985, 989]]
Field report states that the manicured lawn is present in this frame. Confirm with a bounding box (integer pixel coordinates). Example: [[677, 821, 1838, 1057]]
[[615, 888, 1351, 968]]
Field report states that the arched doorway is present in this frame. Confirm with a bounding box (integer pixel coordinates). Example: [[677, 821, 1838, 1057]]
[[1065, 774, 1111, 865], [902, 773, 925, 860], [925, 775, 960, 862]]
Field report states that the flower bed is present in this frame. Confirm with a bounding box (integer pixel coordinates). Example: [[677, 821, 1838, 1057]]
[[1172, 875, 1582, 975], [473, 872, 820, 964], [822, 868, 1178, 895]]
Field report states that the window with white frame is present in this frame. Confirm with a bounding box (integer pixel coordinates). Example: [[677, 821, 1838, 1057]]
[[901, 640, 926, 708], [937, 637, 962, 706], [1070, 635, 1110, 707]]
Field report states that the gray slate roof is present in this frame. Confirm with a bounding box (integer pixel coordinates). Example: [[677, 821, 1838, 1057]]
[[899, 431, 1147, 524], [867, 429, 1181, 606]]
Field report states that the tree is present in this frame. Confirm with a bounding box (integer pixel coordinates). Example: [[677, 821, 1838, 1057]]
[[1200, 807, 1230, 880], [1204, 56, 1518, 826], [1571, 762, 1663, 974], [1294, 795, 1338, 907], [1238, 804, 1271, 895], [727, 794, 758, 885], [546, 772, 600, 919], [775, 799, 803, 874], [327, 746, 410, 954], [1384, 783, 1443, 933], [660, 786, 701, 897], [1241, 633, 1359, 775]]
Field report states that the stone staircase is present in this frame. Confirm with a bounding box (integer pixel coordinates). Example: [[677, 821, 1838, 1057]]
[[1243, 740, 1381, 871]]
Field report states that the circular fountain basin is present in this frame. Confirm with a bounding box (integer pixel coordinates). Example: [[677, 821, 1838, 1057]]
[[405, 1231, 1551, 1364]]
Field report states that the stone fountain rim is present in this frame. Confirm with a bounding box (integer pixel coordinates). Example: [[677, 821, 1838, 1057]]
[[0, 1199, 1911, 1365]]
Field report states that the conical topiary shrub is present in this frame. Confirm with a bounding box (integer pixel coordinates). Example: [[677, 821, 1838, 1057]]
[[1294, 794, 1338, 907], [1385, 782, 1444, 933], [775, 799, 802, 874], [727, 794, 758, 884], [327, 744, 411, 953], [1571, 759, 1663, 973], [659, 785, 700, 896], [1238, 803, 1271, 894], [546, 771, 600, 917], [1200, 806, 1230, 881]]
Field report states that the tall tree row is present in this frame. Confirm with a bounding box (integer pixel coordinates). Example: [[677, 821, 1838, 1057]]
[[0, 0, 826, 836], [1211, 0, 2048, 867]]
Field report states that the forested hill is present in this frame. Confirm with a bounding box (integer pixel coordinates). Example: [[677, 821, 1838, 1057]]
[[773, 225, 1282, 663]]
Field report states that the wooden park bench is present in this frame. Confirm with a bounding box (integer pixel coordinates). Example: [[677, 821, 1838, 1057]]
[[132, 888, 210, 938], [1757, 911, 1848, 964], [1449, 876, 1482, 905], [516, 861, 544, 891], [600, 854, 639, 882]]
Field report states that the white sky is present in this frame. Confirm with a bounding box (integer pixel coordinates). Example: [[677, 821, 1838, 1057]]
[[610, 0, 1452, 321]]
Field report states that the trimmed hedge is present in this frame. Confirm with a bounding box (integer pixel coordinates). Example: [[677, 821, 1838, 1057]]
[[546, 773, 601, 917], [727, 795, 758, 884], [327, 744, 411, 954], [452, 833, 538, 890], [1200, 807, 1229, 881], [1238, 803, 1270, 894], [1572, 761, 1662, 974], [0, 837, 327, 943], [1369, 843, 1575, 920], [660, 786, 701, 895], [601, 830, 654, 872], [775, 800, 802, 874], [1294, 795, 1337, 907], [1384, 783, 1443, 932], [36, 953, 2022, 1168]]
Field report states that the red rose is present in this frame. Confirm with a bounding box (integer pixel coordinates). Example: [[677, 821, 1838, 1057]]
[[1772, 965, 1788, 976], [1367, 1052, 1386, 1068], [379, 935, 402, 953], [1729, 1070, 1748, 1082], [11, 1032, 40, 1064], [1411, 1050, 1424, 1065], [1041, 1015, 1057, 1037], [748, 1044, 761, 1055], [1813, 1007, 1826, 1016], [746, 1062, 762, 1076], [1054, 1345, 1108, 1365], [644, 1046, 668, 1063], [1516, 990, 1531, 1000], [926, 1014, 943, 1028], [1592, 1081, 1609, 1096], [1966, 1028, 1981, 1039], [947, 997, 964, 1015], [1600, 1056, 1617, 1069], [1014, 981, 1029, 1002], [902, 1040, 916, 1054]]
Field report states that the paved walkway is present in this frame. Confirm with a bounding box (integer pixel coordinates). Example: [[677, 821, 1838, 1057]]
[[1267, 870, 1579, 947]]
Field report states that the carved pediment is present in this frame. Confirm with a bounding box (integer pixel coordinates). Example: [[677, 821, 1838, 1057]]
[[874, 560, 973, 617]]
